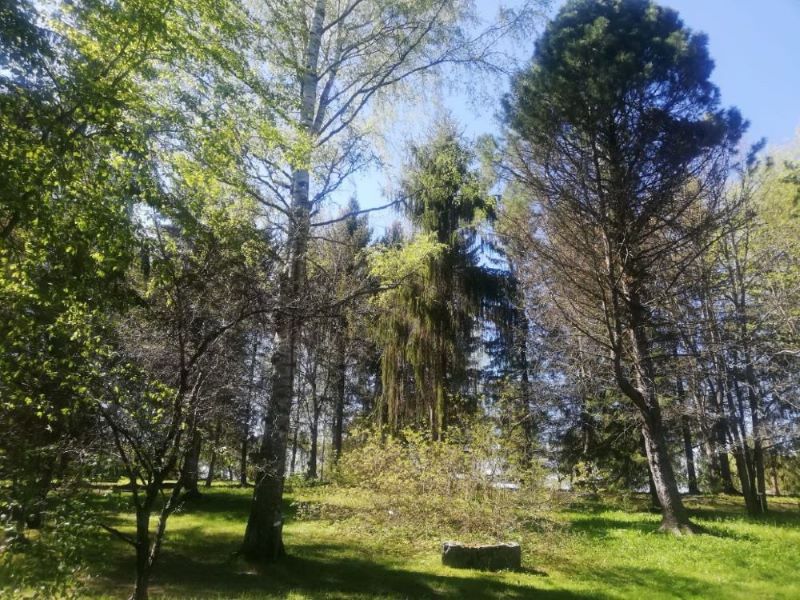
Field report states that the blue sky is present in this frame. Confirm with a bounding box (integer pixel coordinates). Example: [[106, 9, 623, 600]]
[[345, 0, 800, 234], [660, 0, 800, 147]]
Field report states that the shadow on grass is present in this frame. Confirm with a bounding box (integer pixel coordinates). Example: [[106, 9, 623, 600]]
[[567, 513, 757, 541], [97, 534, 725, 600], [80, 488, 800, 598], [151, 542, 587, 599], [567, 565, 726, 599], [568, 516, 656, 539], [687, 506, 800, 529], [564, 493, 800, 539], [177, 487, 318, 524], [176, 487, 260, 520], [90, 530, 587, 600]]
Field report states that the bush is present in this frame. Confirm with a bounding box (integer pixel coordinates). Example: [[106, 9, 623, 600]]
[[334, 421, 551, 543], [0, 489, 101, 599]]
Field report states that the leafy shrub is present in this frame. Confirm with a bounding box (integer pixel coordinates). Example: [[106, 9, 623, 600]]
[[334, 421, 551, 543], [0, 490, 101, 599]]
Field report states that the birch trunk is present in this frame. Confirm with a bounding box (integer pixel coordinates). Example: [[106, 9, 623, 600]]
[[242, 0, 326, 563], [181, 430, 202, 500]]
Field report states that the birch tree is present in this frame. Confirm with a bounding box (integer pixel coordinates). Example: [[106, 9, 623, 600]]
[[237, 0, 547, 562]]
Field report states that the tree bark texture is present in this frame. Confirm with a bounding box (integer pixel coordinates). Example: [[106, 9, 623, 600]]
[[242, 0, 326, 562]]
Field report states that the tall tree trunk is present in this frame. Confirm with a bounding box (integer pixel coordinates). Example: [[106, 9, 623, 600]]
[[372, 356, 383, 419], [702, 433, 721, 492], [701, 286, 737, 495], [688, 369, 723, 493], [626, 388, 690, 532], [205, 419, 222, 488], [732, 377, 763, 514], [770, 453, 781, 497], [621, 289, 694, 533], [681, 417, 700, 495], [744, 362, 768, 512], [129, 478, 183, 600], [307, 400, 320, 479], [289, 427, 298, 476], [332, 316, 346, 460], [130, 486, 156, 600], [725, 383, 760, 515], [715, 423, 736, 494], [705, 360, 735, 494], [640, 410, 692, 532], [729, 438, 757, 514], [727, 227, 767, 513], [182, 430, 202, 500], [243, 0, 326, 562], [240, 337, 259, 487], [520, 347, 536, 469], [676, 375, 700, 494], [319, 426, 326, 481], [434, 352, 446, 441], [517, 312, 538, 471], [642, 434, 661, 511], [289, 397, 300, 476], [647, 469, 661, 511], [131, 540, 150, 600], [241, 302, 294, 561], [205, 450, 217, 489], [239, 432, 249, 487]]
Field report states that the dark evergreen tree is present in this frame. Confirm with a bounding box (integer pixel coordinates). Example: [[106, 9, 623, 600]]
[[502, 0, 745, 532]]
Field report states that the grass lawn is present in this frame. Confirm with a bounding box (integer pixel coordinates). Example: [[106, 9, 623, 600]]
[[4, 485, 800, 599]]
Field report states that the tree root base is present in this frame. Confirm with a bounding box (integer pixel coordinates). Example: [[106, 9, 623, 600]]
[[181, 489, 203, 502], [658, 522, 703, 536]]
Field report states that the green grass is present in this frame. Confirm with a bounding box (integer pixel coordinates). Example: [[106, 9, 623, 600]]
[[5, 485, 800, 599]]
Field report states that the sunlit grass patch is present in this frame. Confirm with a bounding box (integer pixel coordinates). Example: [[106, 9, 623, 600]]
[[3, 485, 799, 598]]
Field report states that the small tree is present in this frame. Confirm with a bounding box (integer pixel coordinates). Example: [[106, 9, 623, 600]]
[[101, 194, 267, 600]]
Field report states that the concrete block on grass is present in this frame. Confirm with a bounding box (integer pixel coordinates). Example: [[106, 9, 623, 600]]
[[441, 541, 521, 571]]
